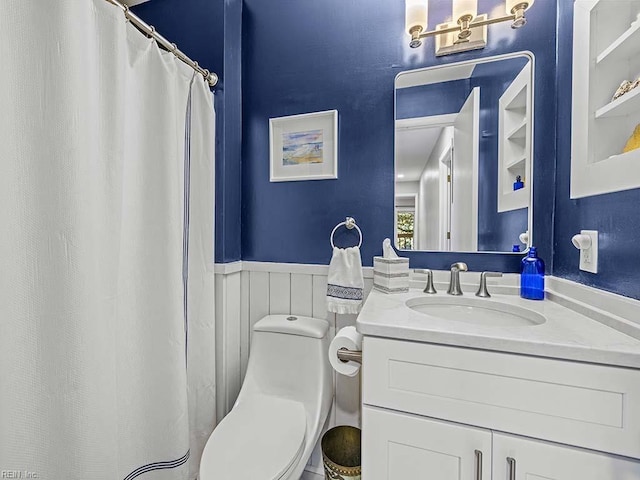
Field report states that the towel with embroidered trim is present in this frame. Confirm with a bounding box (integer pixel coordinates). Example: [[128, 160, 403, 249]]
[[327, 246, 364, 314]]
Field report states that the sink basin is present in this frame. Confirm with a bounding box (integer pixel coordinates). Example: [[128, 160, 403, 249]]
[[406, 296, 546, 327]]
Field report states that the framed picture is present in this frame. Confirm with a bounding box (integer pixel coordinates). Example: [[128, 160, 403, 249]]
[[269, 110, 338, 182]]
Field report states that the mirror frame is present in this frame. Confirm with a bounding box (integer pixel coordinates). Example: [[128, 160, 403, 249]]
[[393, 51, 535, 255]]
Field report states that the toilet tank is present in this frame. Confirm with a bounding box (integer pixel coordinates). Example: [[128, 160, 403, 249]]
[[240, 315, 333, 411]]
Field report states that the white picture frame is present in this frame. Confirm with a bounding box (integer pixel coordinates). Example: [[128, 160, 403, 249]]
[[269, 110, 338, 182]]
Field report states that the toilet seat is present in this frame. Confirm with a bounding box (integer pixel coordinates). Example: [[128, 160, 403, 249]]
[[199, 394, 307, 480]]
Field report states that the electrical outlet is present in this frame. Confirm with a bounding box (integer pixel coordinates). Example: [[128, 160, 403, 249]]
[[579, 230, 598, 273]]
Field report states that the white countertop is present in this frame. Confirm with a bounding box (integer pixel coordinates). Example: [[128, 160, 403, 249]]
[[356, 287, 640, 369]]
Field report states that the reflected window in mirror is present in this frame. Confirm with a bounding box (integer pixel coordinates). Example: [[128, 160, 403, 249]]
[[394, 53, 534, 254], [396, 209, 415, 250]]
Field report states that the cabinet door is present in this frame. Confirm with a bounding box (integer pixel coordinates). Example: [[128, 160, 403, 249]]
[[493, 432, 640, 480], [362, 406, 491, 480]]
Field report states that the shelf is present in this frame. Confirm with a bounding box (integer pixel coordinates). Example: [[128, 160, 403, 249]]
[[505, 88, 527, 110], [506, 156, 526, 170], [595, 87, 640, 119], [506, 120, 527, 140], [501, 185, 528, 212], [498, 61, 531, 213], [603, 146, 640, 163], [597, 20, 640, 64]]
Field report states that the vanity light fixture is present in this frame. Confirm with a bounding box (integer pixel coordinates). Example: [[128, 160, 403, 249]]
[[406, 0, 535, 56]]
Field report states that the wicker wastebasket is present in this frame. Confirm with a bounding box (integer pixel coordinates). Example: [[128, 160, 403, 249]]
[[320, 426, 361, 480]]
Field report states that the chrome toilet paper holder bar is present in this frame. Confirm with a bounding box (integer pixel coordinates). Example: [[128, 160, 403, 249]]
[[337, 348, 362, 364]]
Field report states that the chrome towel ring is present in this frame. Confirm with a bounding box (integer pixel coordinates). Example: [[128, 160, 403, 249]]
[[330, 217, 363, 249]]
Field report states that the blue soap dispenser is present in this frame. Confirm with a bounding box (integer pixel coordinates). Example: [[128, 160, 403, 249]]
[[513, 175, 524, 191], [520, 246, 545, 300]]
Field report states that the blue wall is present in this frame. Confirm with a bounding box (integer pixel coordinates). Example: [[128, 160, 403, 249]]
[[133, 0, 640, 299], [241, 0, 557, 272], [133, 0, 242, 263], [552, 1, 640, 300], [241, 0, 556, 271], [396, 80, 469, 119]]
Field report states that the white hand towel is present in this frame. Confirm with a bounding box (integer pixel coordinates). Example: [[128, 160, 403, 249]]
[[327, 246, 364, 314]]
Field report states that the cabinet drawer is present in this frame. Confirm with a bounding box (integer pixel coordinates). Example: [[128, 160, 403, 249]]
[[362, 337, 640, 459]]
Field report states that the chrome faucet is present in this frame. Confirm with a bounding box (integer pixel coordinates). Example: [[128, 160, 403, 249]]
[[447, 262, 468, 295]]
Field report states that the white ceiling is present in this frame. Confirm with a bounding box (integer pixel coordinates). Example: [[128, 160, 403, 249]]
[[395, 126, 444, 182], [396, 63, 476, 89]]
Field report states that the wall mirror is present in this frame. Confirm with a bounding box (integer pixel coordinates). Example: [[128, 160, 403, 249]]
[[394, 52, 534, 253]]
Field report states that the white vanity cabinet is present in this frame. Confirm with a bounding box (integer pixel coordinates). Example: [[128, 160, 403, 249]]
[[361, 336, 640, 479], [492, 433, 640, 480], [363, 409, 640, 480], [363, 407, 491, 480]]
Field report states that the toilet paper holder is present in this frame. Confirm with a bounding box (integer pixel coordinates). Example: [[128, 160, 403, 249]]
[[337, 348, 362, 364]]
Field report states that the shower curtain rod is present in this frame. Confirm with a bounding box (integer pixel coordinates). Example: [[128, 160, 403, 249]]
[[106, 0, 219, 87]]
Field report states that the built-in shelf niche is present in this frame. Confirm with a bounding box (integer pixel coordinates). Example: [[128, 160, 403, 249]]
[[571, 0, 640, 198], [498, 63, 531, 212]]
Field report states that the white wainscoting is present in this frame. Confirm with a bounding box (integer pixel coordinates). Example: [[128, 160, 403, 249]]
[[214, 261, 374, 475]]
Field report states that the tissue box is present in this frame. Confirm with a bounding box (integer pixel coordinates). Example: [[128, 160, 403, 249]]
[[373, 256, 410, 293]]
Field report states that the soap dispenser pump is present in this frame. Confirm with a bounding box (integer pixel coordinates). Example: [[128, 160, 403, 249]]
[[520, 246, 545, 300]]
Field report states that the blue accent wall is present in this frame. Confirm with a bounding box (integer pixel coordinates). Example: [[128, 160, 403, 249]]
[[241, 0, 557, 271], [553, 1, 640, 300], [132, 0, 640, 300], [133, 0, 242, 263], [396, 80, 469, 119]]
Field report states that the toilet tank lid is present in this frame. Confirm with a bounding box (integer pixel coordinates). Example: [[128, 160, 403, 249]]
[[253, 315, 329, 339]]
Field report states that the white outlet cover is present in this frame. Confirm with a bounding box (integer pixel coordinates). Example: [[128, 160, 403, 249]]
[[579, 230, 598, 274]]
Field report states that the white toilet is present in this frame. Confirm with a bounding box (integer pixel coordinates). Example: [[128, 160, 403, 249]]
[[199, 314, 334, 480]]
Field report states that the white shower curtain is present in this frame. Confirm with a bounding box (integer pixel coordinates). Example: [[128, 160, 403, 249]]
[[0, 1, 216, 479]]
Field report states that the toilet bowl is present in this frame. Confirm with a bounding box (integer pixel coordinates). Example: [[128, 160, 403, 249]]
[[199, 314, 334, 480]]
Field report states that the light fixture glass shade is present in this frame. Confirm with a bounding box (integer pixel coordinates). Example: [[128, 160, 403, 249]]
[[506, 0, 534, 14], [406, 0, 428, 33], [453, 0, 477, 21]]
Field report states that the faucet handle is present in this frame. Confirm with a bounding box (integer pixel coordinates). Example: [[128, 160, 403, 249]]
[[450, 262, 468, 272], [423, 269, 437, 294], [475, 271, 503, 298], [414, 269, 437, 294]]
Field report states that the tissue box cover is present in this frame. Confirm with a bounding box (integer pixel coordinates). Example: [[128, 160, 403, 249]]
[[373, 257, 409, 293]]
